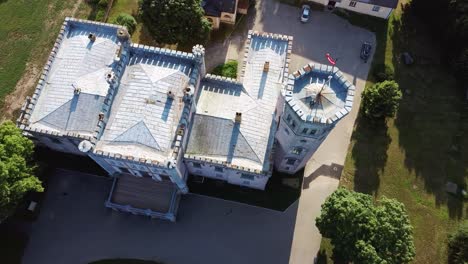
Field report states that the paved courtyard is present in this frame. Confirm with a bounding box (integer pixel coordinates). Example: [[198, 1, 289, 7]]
[[23, 169, 298, 264], [23, 1, 374, 263]]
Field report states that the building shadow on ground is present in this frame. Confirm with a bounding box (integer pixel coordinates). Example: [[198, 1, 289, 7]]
[[303, 163, 343, 189]]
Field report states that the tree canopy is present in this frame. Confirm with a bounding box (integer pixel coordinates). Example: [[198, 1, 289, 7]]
[[316, 188, 415, 264], [0, 121, 43, 221], [112, 13, 137, 35], [140, 0, 211, 45], [448, 220, 468, 264], [212, 60, 238, 78], [361, 80, 402, 120]]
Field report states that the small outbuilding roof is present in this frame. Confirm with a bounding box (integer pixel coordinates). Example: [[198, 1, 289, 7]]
[[202, 0, 237, 17]]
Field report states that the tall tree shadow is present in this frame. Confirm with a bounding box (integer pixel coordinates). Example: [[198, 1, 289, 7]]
[[392, 3, 467, 219], [348, 114, 391, 196]]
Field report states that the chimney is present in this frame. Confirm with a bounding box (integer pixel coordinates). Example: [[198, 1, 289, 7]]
[[74, 87, 81, 95], [235, 112, 242, 123], [263, 61, 270, 72], [88, 33, 96, 42], [167, 90, 175, 99]]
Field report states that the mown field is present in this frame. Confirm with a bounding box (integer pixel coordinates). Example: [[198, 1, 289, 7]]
[[0, 0, 92, 120], [0, 1, 93, 262], [320, 2, 467, 263]]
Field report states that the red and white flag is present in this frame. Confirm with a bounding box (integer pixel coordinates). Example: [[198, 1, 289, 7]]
[[326, 53, 336, 65]]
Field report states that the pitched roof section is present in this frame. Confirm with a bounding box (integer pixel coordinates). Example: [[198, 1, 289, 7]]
[[287, 63, 355, 124], [113, 121, 161, 150], [187, 115, 261, 164], [27, 21, 122, 137], [334, 0, 398, 8], [202, 0, 237, 17], [187, 32, 291, 172], [96, 47, 196, 161], [361, 0, 398, 8]]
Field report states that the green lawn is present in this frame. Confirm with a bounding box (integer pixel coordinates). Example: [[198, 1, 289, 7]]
[[321, 4, 468, 264], [108, 0, 140, 19], [0, 0, 85, 118], [212, 60, 239, 78], [107, 0, 178, 49]]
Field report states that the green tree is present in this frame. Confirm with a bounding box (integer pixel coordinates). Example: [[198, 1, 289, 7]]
[[112, 13, 137, 35], [140, 0, 211, 45], [0, 121, 43, 221], [361, 80, 402, 120], [316, 188, 415, 264], [212, 60, 238, 78], [448, 221, 468, 264]]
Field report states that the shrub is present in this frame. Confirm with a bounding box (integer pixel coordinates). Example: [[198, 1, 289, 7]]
[[361, 80, 402, 119], [98, 0, 109, 8], [0, 121, 43, 221], [140, 0, 211, 45], [212, 60, 238, 78], [373, 63, 394, 82], [448, 221, 468, 264], [112, 13, 137, 34], [95, 10, 106, 21]]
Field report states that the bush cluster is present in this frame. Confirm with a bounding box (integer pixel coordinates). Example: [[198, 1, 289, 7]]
[[212, 60, 238, 79], [112, 13, 137, 35]]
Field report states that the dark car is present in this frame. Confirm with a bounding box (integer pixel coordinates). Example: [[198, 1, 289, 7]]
[[360, 42, 372, 63], [301, 5, 311, 23]]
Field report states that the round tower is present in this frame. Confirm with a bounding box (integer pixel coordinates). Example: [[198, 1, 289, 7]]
[[192, 44, 206, 77], [274, 63, 355, 174]]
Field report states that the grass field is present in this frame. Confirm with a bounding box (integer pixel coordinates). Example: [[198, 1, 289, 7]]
[[107, 0, 180, 49], [320, 3, 468, 264], [0, 0, 87, 118]]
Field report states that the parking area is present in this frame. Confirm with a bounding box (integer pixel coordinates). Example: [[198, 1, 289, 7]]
[[205, 0, 374, 83], [22, 169, 298, 264]]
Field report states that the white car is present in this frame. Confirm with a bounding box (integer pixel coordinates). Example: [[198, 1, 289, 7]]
[[301, 5, 311, 23]]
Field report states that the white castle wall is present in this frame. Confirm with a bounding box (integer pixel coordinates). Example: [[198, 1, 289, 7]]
[[274, 104, 332, 173], [185, 158, 269, 190]]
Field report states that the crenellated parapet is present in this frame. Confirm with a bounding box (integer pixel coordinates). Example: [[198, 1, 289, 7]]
[[184, 154, 269, 176], [284, 63, 355, 125]]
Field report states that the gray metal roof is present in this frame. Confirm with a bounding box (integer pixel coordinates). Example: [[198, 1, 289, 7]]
[[287, 63, 355, 124], [358, 0, 398, 8], [186, 33, 290, 172], [28, 22, 120, 136], [96, 48, 195, 161]]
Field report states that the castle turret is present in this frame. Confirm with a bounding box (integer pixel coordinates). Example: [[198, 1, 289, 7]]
[[274, 63, 355, 174]]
